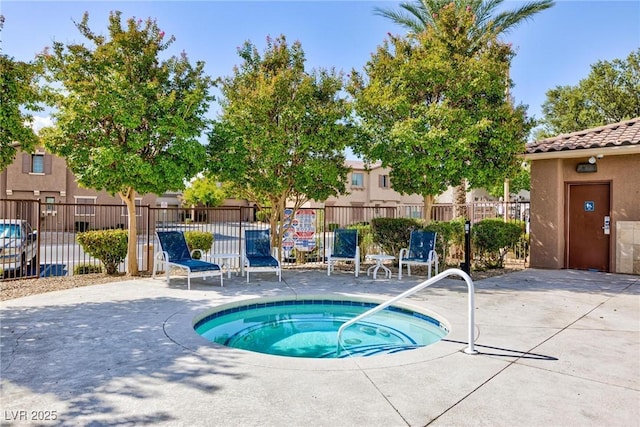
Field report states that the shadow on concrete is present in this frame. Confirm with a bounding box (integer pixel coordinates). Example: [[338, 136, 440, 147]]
[[443, 339, 558, 361], [0, 296, 247, 425]]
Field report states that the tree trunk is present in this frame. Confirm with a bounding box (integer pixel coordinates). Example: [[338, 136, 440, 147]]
[[453, 180, 468, 219], [119, 187, 139, 276], [422, 194, 434, 224], [503, 178, 510, 223], [268, 196, 283, 262]]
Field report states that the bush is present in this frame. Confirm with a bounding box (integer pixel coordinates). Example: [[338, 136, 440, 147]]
[[74, 263, 103, 275], [327, 223, 339, 232], [255, 210, 270, 223], [347, 223, 374, 261], [370, 217, 421, 257], [423, 219, 464, 265], [76, 229, 128, 275], [472, 219, 524, 268], [184, 231, 213, 259]]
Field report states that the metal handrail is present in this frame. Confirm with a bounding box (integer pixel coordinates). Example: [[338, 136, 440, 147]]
[[336, 268, 478, 356]]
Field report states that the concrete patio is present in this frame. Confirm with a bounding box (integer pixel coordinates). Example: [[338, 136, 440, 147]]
[[1, 268, 638, 426]]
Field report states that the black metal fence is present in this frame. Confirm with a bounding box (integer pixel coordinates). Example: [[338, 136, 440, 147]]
[[0, 199, 530, 280]]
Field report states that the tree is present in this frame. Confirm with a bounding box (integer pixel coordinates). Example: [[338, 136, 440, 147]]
[[348, 4, 531, 222], [181, 176, 229, 207], [374, 0, 555, 48], [0, 15, 41, 171], [39, 12, 213, 275], [537, 49, 640, 137], [375, 0, 553, 216], [486, 161, 530, 198], [207, 35, 356, 251]]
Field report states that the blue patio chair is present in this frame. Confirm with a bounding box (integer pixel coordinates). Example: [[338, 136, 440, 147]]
[[153, 231, 223, 290], [327, 228, 360, 277], [398, 230, 438, 280], [243, 229, 281, 283]]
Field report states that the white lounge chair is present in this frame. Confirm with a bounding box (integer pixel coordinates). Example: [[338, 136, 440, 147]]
[[153, 231, 223, 290]]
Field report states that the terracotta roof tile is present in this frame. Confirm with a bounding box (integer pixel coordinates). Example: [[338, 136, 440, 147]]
[[525, 117, 640, 154]]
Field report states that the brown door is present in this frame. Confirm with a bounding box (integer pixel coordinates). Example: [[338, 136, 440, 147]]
[[566, 182, 610, 271]]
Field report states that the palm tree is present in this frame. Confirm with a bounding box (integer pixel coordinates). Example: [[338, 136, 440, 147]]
[[375, 0, 554, 218], [375, 0, 554, 42]]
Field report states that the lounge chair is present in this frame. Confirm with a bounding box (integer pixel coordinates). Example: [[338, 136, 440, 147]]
[[243, 229, 281, 283], [327, 228, 360, 277], [153, 231, 223, 290], [398, 230, 439, 280]]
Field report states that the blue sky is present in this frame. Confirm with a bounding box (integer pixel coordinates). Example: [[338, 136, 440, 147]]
[[2, 1, 639, 134]]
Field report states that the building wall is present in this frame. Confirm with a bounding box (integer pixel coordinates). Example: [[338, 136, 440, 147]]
[[1, 147, 157, 231], [321, 162, 423, 207], [530, 153, 640, 272], [530, 159, 565, 269]]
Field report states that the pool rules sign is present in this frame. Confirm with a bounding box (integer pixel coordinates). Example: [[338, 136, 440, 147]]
[[282, 208, 317, 254]]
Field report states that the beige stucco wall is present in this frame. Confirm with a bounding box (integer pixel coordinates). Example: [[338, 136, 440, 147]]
[[530, 153, 640, 272], [323, 164, 423, 207], [1, 147, 158, 231], [530, 159, 565, 269], [2, 149, 67, 200]]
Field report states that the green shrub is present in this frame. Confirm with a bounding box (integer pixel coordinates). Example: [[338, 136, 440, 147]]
[[327, 223, 339, 232], [472, 219, 524, 268], [370, 217, 421, 257], [76, 229, 128, 275], [256, 210, 270, 223], [74, 263, 103, 275], [423, 219, 464, 265], [347, 223, 374, 261], [184, 231, 213, 259]]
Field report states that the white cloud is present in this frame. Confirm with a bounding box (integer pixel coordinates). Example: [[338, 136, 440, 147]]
[[30, 115, 54, 134]]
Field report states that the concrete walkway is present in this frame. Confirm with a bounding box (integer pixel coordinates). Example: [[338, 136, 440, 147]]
[[1, 268, 638, 426]]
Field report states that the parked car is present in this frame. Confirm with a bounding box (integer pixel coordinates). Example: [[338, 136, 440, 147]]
[[0, 219, 38, 277]]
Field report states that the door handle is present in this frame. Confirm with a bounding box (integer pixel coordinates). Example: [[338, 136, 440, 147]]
[[603, 215, 610, 235]]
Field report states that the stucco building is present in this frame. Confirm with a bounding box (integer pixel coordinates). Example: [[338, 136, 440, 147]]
[[524, 118, 640, 274], [307, 161, 425, 224], [0, 146, 157, 230]]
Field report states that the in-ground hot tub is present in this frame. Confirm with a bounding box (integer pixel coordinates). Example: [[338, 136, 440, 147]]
[[194, 297, 449, 358]]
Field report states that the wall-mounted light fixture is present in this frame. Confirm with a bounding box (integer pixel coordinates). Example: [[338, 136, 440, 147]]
[[577, 159, 598, 173]]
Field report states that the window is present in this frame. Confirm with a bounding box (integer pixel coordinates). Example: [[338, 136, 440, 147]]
[[45, 197, 56, 211], [75, 197, 96, 216], [351, 173, 364, 187], [379, 174, 390, 188], [23, 152, 51, 174], [32, 154, 44, 174]]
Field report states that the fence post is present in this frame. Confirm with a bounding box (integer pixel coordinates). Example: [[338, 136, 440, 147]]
[[462, 220, 471, 274], [144, 205, 153, 272]]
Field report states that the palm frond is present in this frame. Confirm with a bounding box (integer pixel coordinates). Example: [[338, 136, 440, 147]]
[[374, 0, 556, 41], [373, 6, 425, 34], [492, 0, 555, 35]]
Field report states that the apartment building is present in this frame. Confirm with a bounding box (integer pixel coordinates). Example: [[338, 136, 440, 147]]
[[306, 161, 425, 223], [0, 147, 157, 230]]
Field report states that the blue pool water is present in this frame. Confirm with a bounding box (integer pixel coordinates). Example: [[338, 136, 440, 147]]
[[194, 298, 449, 358]]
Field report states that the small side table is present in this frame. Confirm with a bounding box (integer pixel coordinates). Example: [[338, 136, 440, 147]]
[[366, 254, 395, 279], [210, 253, 239, 279]]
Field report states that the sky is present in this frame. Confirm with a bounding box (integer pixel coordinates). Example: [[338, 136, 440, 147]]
[[2, 0, 639, 139]]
